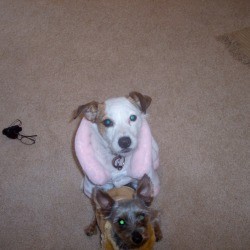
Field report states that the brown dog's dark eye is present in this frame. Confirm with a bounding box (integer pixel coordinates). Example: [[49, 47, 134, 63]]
[[102, 119, 113, 127], [137, 213, 145, 221], [118, 218, 126, 227]]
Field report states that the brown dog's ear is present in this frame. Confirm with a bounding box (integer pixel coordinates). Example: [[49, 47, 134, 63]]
[[73, 101, 99, 122], [94, 189, 115, 217], [129, 92, 152, 114], [136, 174, 154, 207]]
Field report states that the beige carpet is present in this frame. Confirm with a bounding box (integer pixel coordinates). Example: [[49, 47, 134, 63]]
[[1, 0, 250, 249], [217, 27, 250, 65]]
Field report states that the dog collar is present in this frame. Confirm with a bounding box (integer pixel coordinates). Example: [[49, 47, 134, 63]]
[[112, 155, 125, 170]]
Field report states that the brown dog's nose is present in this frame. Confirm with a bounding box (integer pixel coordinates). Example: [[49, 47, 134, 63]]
[[118, 136, 131, 149], [132, 231, 143, 244]]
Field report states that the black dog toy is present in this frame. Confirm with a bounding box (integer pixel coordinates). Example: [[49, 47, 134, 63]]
[[2, 119, 37, 145]]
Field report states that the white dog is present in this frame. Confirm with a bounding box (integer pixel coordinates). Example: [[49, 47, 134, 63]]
[[74, 92, 160, 197]]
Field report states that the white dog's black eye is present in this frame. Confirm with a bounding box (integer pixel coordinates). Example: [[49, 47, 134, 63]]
[[102, 119, 113, 127], [130, 115, 137, 122]]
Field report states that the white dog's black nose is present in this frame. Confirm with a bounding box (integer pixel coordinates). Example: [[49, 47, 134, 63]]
[[118, 136, 131, 149]]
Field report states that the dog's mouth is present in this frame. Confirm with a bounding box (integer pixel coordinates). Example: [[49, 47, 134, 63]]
[[120, 148, 132, 154], [111, 148, 133, 158]]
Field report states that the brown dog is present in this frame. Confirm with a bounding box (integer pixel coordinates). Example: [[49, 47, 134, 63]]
[[86, 175, 162, 250]]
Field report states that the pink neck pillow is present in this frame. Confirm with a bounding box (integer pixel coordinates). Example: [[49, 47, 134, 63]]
[[75, 118, 157, 186]]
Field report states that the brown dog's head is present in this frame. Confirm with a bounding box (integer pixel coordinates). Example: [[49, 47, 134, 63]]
[[94, 174, 154, 249]]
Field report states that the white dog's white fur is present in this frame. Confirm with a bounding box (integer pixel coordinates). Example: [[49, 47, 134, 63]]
[[75, 92, 160, 197], [97, 97, 143, 155]]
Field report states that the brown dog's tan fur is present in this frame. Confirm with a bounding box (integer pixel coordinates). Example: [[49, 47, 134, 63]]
[[85, 175, 162, 249]]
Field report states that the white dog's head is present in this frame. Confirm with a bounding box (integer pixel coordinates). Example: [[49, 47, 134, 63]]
[[75, 92, 152, 156]]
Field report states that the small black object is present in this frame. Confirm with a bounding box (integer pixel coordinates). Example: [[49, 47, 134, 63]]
[[2, 119, 37, 145], [3, 125, 22, 139]]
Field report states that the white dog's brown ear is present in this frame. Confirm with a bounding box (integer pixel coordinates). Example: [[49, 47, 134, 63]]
[[73, 101, 99, 122], [129, 91, 152, 113], [136, 174, 154, 206]]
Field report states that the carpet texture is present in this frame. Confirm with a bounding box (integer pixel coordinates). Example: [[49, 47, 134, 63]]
[[0, 0, 250, 249], [217, 27, 250, 65]]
